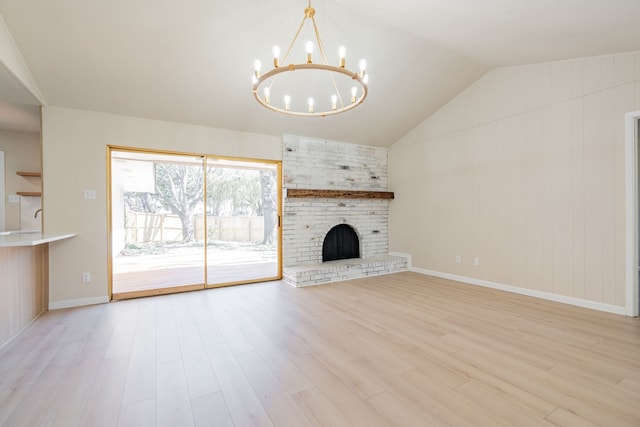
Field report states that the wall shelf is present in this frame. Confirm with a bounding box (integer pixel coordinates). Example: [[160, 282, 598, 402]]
[[16, 172, 42, 197]]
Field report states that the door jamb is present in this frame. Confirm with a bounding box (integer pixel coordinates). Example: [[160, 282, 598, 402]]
[[624, 110, 640, 316]]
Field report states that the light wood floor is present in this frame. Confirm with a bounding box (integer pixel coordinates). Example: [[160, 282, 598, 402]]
[[1, 272, 639, 426]]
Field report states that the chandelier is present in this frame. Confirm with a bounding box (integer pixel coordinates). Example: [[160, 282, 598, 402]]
[[251, 1, 369, 117]]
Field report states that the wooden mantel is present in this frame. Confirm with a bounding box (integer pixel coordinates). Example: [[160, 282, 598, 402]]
[[286, 189, 394, 199]]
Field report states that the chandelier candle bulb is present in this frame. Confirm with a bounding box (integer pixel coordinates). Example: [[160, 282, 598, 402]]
[[264, 87, 270, 104], [272, 45, 280, 68], [331, 94, 337, 110], [351, 86, 357, 103], [308, 97, 314, 113], [284, 95, 291, 111], [359, 59, 367, 77], [338, 45, 346, 67], [254, 59, 262, 78], [306, 41, 314, 63]]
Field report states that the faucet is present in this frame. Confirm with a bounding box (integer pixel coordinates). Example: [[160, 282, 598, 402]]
[[34, 209, 42, 219]]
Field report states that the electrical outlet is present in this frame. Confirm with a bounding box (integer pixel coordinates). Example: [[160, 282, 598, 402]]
[[474, 257, 480, 266], [81, 272, 91, 283], [455, 255, 462, 264], [83, 189, 96, 200], [8, 195, 19, 203]]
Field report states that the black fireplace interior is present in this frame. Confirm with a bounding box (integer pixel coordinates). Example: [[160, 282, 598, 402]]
[[322, 224, 360, 262]]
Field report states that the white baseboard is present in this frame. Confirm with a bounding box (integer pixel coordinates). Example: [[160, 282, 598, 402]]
[[411, 267, 626, 316], [0, 311, 45, 353], [49, 296, 110, 310]]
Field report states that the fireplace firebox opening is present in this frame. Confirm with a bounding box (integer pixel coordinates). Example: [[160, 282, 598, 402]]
[[322, 224, 360, 262]]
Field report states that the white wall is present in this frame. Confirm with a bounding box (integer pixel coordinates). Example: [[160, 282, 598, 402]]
[[389, 50, 640, 313], [42, 107, 281, 308]]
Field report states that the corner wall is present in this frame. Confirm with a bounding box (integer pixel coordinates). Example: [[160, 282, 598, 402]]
[[389, 50, 640, 313], [41, 107, 281, 308], [0, 14, 44, 103]]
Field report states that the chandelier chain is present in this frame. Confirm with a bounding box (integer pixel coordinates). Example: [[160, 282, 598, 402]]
[[310, 15, 345, 109], [266, 10, 308, 93]]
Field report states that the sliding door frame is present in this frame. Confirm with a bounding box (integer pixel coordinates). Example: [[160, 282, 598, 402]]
[[107, 145, 282, 300]]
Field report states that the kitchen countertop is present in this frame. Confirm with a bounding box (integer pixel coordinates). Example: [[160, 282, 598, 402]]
[[0, 231, 76, 247]]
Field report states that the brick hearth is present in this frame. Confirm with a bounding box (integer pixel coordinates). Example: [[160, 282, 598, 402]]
[[283, 255, 408, 287]]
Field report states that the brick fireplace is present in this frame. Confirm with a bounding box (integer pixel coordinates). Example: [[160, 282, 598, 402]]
[[282, 134, 408, 287]]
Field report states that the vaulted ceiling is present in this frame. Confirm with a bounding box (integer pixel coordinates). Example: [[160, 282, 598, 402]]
[[1, 0, 639, 146]]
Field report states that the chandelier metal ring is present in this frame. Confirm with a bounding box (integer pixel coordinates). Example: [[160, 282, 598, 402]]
[[252, 63, 368, 117]]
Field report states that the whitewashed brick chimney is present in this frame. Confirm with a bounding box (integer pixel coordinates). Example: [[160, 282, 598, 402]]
[[282, 134, 407, 286]]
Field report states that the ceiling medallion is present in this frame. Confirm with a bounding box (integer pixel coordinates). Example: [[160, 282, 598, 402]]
[[251, 1, 369, 117]]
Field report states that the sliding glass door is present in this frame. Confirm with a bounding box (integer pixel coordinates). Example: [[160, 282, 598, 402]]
[[205, 158, 280, 286], [110, 150, 206, 298], [109, 148, 281, 299]]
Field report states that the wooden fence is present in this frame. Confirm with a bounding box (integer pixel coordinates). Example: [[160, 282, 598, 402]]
[[125, 211, 268, 243]]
